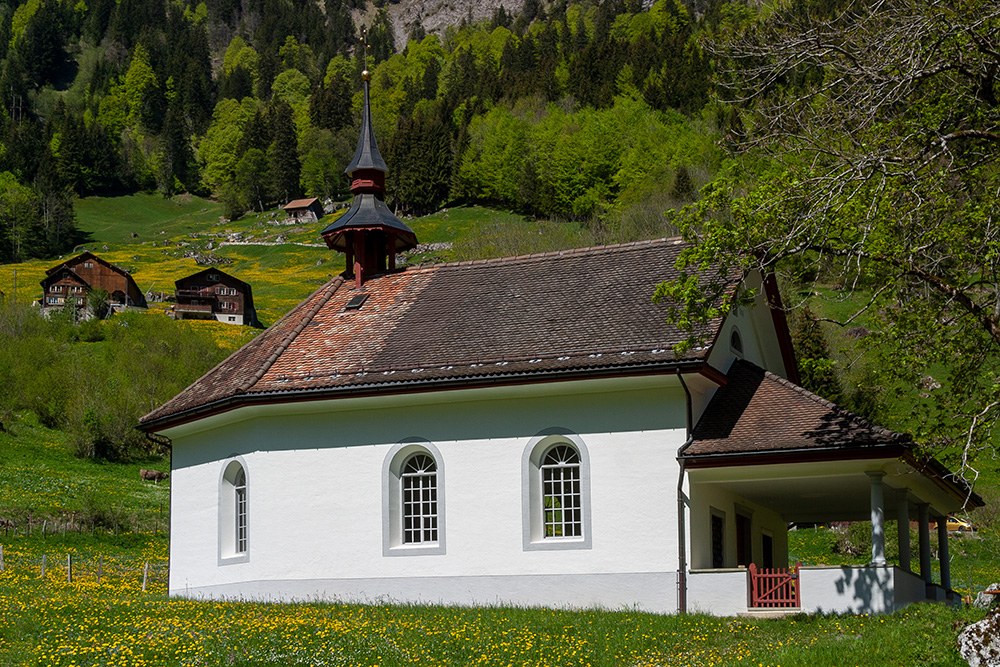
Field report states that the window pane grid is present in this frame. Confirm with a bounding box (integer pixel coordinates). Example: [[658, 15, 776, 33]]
[[541, 445, 582, 539], [234, 470, 247, 554], [401, 454, 438, 544]]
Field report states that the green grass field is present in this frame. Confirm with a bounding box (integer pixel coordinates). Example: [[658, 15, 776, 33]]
[[0, 414, 994, 665], [0, 532, 986, 667], [0, 414, 169, 529]]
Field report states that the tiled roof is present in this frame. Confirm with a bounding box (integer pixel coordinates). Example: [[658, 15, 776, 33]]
[[685, 360, 908, 457], [141, 237, 724, 428]]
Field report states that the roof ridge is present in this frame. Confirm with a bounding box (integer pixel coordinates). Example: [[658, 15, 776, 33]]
[[413, 236, 686, 272], [237, 276, 345, 394], [753, 361, 908, 441]]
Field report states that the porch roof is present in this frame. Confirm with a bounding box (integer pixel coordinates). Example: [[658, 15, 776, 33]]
[[686, 360, 906, 457], [682, 360, 981, 515]]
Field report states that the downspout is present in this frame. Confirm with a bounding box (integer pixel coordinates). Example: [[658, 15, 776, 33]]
[[676, 369, 694, 614]]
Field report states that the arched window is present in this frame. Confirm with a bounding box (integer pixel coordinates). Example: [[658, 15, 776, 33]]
[[541, 445, 582, 538], [401, 453, 438, 544], [234, 466, 247, 554], [522, 429, 592, 551], [220, 459, 249, 563], [382, 441, 446, 556], [730, 327, 744, 355]]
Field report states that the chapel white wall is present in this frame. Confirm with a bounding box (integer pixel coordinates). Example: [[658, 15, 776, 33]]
[[168, 379, 689, 612]]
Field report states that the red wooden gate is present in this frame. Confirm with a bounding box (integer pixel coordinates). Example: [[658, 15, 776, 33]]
[[748, 563, 800, 608]]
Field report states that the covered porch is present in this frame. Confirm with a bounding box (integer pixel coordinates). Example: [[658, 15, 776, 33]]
[[679, 360, 981, 616]]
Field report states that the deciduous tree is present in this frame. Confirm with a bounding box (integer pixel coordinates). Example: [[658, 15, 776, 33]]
[[656, 0, 1000, 476]]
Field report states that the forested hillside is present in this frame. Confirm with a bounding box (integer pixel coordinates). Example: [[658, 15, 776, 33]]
[[0, 0, 730, 264]]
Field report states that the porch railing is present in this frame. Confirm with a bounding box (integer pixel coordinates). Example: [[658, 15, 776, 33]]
[[748, 563, 800, 608]]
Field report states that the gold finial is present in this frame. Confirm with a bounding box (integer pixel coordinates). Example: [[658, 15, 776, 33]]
[[362, 70, 371, 81]]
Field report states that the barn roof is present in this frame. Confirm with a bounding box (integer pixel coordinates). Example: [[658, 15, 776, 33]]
[[140, 237, 726, 430], [283, 198, 321, 211], [174, 267, 252, 290], [44, 252, 128, 277]]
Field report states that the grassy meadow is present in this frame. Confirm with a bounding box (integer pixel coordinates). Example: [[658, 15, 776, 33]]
[[0, 530, 988, 667]]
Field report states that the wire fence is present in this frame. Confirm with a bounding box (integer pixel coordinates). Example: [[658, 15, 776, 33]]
[[0, 543, 168, 593], [0, 506, 169, 539]]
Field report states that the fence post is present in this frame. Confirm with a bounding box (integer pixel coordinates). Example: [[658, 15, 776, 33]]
[[42, 519, 47, 539], [142, 561, 149, 592], [27, 514, 31, 537], [62, 523, 66, 538], [40, 554, 46, 578], [67, 554, 72, 583], [97, 555, 103, 584], [0, 544, 4, 571]]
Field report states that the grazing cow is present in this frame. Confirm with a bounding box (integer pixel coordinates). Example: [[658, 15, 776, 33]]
[[140, 469, 169, 483]]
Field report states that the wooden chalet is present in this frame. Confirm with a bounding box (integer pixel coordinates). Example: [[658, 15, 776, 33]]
[[170, 268, 258, 327], [40, 252, 146, 314], [282, 197, 324, 223]]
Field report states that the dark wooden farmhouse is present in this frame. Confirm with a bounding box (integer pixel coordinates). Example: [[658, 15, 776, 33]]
[[170, 268, 258, 326], [40, 252, 146, 314], [282, 197, 324, 223]]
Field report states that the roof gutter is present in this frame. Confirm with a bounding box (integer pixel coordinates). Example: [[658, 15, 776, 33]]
[[679, 442, 910, 467], [140, 359, 722, 434]]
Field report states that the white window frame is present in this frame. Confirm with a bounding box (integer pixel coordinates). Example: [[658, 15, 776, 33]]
[[522, 428, 592, 551], [401, 453, 438, 545], [382, 440, 446, 556], [219, 457, 250, 564]]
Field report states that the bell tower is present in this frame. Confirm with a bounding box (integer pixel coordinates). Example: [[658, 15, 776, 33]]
[[320, 42, 417, 288]]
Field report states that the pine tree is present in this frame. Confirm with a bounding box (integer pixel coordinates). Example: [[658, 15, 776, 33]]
[[792, 306, 843, 404], [267, 101, 301, 204]]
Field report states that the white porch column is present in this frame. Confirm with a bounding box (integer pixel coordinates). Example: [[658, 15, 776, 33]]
[[917, 502, 932, 583], [895, 490, 911, 572], [937, 516, 951, 590], [867, 471, 886, 566]]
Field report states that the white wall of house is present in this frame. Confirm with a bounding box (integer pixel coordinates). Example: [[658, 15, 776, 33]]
[[214, 313, 244, 325], [687, 482, 789, 571], [166, 375, 690, 613]]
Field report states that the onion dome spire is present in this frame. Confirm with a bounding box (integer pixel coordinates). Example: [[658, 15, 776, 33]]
[[321, 48, 417, 289]]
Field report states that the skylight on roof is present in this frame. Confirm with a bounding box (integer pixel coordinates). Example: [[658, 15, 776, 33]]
[[345, 294, 369, 311]]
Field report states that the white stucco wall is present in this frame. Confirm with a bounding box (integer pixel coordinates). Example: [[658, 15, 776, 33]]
[[706, 271, 790, 383], [687, 482, 789, 571], [166, 375, 690, 613]]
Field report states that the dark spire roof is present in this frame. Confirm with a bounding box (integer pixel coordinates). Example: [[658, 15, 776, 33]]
[[344, 76, 387, 175]]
